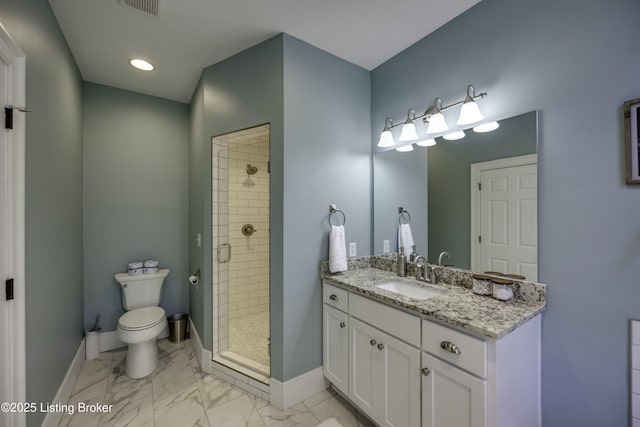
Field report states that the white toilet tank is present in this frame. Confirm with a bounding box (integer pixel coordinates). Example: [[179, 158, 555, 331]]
[[114, 269, 170, 310]]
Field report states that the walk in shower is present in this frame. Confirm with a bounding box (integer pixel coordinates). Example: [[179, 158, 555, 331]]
[[211, 124, 270, 380]]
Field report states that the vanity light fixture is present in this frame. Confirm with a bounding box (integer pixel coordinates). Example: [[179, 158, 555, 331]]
[[376, 84, 487, 149], [395, 143, 414, 152], [456, 85, 484, 125], [443, 130, 466, 140], [377, 118, 395, 148], [425, 98, 448, 134], [399, 109, 419, 141], [129, 58, 154, 71], [473, 121, 500, 133], [416, 138, 436, 147]]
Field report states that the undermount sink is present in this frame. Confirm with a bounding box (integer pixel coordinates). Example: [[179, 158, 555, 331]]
[[376, 281, 443, 300]]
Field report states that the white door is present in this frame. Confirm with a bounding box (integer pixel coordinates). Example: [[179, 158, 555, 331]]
[[0, 25, 26, 427], [422, 352, 487, 427], [471, 155, 537, 281], [323, 305, 348, 395]]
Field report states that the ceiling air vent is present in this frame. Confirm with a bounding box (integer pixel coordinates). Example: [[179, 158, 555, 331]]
[[120, 0, 160, 17]]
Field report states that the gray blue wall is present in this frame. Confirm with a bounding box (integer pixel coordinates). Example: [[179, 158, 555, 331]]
[[83, 82, 190, 332], [191, 34, 371, 382], [371, 0, 640, 424], [281, 34, 371, 380], [0, 1, 84, 425], [428, 111, 537, 267]]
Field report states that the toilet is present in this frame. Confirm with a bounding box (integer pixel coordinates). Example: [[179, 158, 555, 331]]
[[114, 268, 170, 379]]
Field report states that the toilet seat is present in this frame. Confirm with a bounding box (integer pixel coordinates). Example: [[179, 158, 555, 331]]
[[119, 306, 165, 331]]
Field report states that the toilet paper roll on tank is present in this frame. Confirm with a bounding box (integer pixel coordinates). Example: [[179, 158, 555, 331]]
[[128, 260, 160, 276]]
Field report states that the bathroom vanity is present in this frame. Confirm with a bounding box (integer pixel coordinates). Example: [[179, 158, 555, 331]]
[[321, 257, 546, 427]]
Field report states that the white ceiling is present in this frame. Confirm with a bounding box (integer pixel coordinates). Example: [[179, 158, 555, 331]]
[[48, 0, 480, 103]]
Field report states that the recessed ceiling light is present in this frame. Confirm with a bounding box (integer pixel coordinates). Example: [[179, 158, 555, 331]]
[[129, 58, 154, 71]]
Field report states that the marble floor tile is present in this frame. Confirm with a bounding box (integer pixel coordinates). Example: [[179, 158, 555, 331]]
[[100, 395, 153, 427], [206, 394, 265, 427], [195, 371, 245, 411], [106, 360, 153, 406], [258, 402, 320, 426], [307, 393, 358, 427], [154, 383, 210, 427], [58, 409, 101, 427]]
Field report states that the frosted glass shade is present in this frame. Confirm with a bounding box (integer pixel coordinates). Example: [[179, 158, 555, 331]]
[[416, 138, 436, 147], [457, 101, 484, 125], [443, 130, 466, 140], [399, 122, 419, 141], [426, 113, 448, 134], [377, 130, 395, 147], [395, 144, 414, 152], [473, 121, 500, 133]]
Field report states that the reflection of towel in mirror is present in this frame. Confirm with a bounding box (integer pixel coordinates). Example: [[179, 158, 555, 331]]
[[398, 223, 414, 257], [329, 225, 348, 273]]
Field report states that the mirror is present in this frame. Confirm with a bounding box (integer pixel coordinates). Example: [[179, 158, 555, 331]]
[[373, 111, 538, 278]]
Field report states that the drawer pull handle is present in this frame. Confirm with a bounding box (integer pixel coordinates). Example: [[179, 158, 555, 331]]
[[377, 343, 385, 350], [339, 322, 346, 328], [329, 294, 338, 301], [421, 367, 431, 376], [440, 341, 461, 355], [370, 339, 377, 346]]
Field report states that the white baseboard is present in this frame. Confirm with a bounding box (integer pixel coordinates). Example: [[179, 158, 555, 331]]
[[270, 367, 328, 409], [189, 319, 212, 374], [41, 339, 86, 427], [98, 326, 169, 353]]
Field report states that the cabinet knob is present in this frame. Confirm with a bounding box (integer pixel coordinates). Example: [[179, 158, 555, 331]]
[[440, 340, 461, 355], [339, 322, 346, 328], [370, 339, 377, 346], [377, 343, 385, 350], [421, 367, 431, 376], [329, 294, 338, 301]]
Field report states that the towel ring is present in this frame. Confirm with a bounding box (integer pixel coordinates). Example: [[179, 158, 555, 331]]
[[329, 204, 346, 226], [398, 207, 411, 225]]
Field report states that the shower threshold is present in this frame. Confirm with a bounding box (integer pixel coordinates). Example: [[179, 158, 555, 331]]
[[215, 350, 270, 384]]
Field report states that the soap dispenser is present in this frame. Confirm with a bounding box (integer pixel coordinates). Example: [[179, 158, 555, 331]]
[[409, 245, 418, 262], [397, 248, 407, 277]]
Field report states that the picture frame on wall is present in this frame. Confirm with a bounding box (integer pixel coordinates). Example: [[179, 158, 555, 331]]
[[624, 97, 640, 185]]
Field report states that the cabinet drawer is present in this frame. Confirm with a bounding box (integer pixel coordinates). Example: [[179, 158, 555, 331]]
[[349, 293, 420, 347], [422, 320, 487, 378], [324, 282, 349, 312]]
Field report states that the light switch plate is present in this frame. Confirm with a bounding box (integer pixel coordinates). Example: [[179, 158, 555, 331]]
[[349, 242, 357, 257]]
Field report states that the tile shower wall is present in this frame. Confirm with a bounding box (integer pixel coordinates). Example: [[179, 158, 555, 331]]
[[212, 125, 270, 356], [227, 137, 270, 320]]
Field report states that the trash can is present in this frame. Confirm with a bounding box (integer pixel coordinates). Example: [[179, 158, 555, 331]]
[[167, 313, 188, 342]]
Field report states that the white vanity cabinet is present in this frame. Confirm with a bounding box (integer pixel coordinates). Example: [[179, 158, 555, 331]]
[[323, 284, 349, 395]]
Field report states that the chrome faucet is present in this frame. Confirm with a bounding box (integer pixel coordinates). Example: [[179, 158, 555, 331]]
[[438, 251, 450, 266], [414, 256, 436, 283]]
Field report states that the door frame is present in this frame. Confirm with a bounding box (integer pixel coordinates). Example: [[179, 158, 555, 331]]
[[470, 154, 537, 272], [0, 21, 26, 427]]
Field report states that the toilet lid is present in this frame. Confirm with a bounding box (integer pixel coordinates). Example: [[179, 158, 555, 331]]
[[119, 306, 165, 331]]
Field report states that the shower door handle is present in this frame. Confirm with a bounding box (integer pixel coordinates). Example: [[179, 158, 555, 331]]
[[217, 243, 231, 263]]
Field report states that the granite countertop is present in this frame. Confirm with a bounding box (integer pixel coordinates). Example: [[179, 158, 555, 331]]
[[322, 267, 546, 339]]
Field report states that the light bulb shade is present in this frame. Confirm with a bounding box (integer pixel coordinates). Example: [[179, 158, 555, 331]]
[[443, 130, 466, 140], [416, 138, 436, 147], [129, 58, 154, 71], [395, 144, 414, 152], [399, 122, 419, 141], [457, 100, 484, 125], [377, 130, 395, 147], [473, 121, 500, 133], [426, 113, 448, 134]]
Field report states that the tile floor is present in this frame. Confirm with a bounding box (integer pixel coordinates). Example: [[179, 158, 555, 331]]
[[59, 339, 375, 427], [228, 311, 270, 371]]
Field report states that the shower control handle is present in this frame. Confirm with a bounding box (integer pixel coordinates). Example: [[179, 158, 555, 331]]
[[241, 224, 257, 237]]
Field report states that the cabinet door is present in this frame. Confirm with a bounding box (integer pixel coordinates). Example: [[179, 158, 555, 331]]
[[378, 332, 421, 427], [323, 305, 349, 395], [422, 352, 487, 427], [349, 317, 379, 422]]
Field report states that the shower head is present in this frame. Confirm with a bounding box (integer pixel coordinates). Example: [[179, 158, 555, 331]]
[[246, 164, 258, 175]]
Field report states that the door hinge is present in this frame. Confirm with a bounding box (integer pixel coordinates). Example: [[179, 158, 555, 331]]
[[5, 106, 31, 129], [5, 278, 14, 301], [267, 161, 271, 174], [478, 235, 482, 243], [478, 182, 482, 191]]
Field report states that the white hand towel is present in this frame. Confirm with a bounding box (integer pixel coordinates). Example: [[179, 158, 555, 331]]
[[398, 223, 414, 257], [329, 225, 348, 273]]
